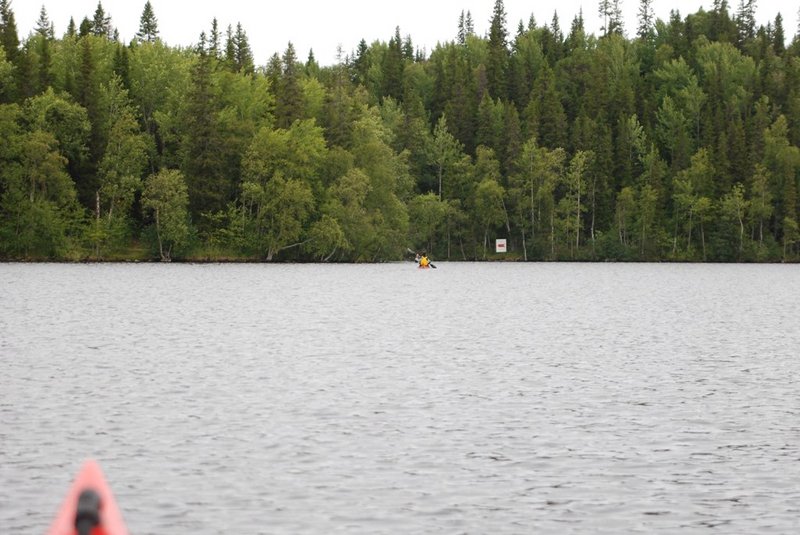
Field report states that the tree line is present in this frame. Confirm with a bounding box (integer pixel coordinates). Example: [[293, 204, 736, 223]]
[[1, 0, 800, 262]]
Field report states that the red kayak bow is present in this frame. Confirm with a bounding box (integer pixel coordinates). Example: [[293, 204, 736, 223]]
[[46, 460, 129, 535]]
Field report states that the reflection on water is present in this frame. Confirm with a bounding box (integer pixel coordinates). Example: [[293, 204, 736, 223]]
[[1, 262, 799, 533]]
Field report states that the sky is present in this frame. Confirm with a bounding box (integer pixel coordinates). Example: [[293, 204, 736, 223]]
[[13, 0, 798, 66]]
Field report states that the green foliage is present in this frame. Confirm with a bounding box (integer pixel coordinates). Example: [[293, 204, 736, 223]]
[[0, 106, 84, 258], [239, 173, 314, 260], [1, 2, 799, 262], [142, 169, 189, 261], [136, 1, 159, 43], [428, 115, 464, 200], [408, 192, 447, 252]]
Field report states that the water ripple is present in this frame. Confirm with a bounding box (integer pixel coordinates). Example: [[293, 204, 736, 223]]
[[1, 262, 799, 533]]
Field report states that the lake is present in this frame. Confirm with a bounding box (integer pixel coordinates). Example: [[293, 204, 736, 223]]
[[1, 262, 799, 533]]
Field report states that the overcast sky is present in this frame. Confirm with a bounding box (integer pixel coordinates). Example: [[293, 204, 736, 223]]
[[13, 0, 797, 66]]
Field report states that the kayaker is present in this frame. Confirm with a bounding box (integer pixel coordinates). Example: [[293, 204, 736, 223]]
[[419, 252, 430, 268]]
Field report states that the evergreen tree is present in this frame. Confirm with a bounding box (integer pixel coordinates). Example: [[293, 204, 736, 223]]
[[382, 27, 404, 101], [540, 12, 564, 63], [610, 0, 624, 35], [402, 35, 414, 61], [15, 40, 35, 99], [0, 0, 19, 66], [501, 101, 522, 178], [305, 49, 320, 78], [35, 6, 54, 92], [209, 18, 220, 58], [224, 25, 235, 67], [599, 0, 623, 36], [637, 0, 655, 40], [476, 92, 501, 151], [35, 6, 54, 39], [76, 35, 102, 204], [709, 1, 737, 42], [112, 43, 130, 90], [182, 34, 229, 220], [66, 17, 76, 38], [353, 39, 369, 85], [486, 0, 509, 99], [525, 66, 567, 149], [78, 17, 92, 38], [264, 52, 281, 92], [276, 42, 304, 128], [773, 13, 785, 55], [551, 12, 564, 44], [232, 22, 254, 74], [735, 0, 757, 45], [457, 10, 467, 45], [91, 2, 112, 38], [566, 10, 586, 53], [599, 0, 612, 36], [136, 1, 159, 43]]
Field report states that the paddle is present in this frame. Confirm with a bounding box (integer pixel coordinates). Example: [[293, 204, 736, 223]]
[[407, 247, 437, 268]]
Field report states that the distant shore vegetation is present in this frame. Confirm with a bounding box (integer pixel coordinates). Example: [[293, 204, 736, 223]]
[[1, 0, 800, 262]]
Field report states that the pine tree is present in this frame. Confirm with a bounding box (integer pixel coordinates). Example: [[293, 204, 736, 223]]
[[457, 10, 467, 45], [600, 1, 625, 37], [637, 0, 655, 40], [476, 92, 500, 151], [0, 0, 19, 66], [735, 0, 757, 45], [35, 6, 53, 39], [402, 35, 414, 61], [353, 39, 369, 85], [525, 66, 567, 149], [224, 24, 235, 67], [182, 33, 228, 219], [75, 35, 102, 204], [136, 1, 159, 43], [79, 17, 92, 38], [609, 0, 624, 35], [501, 102, 522, 178], [305, 49, 319, 78], [232, 23, 254, 74], [14, 40, 35, 99], [91, 2, 112, 38], [265, 52, 281, 92], [382, 27, 404, 101], [552, 11, 565, 44], [773, 13, 785, 55], [487, 0, 509, 99], [276, 42, 303, 129], [35, 6, 54, 91], [66, 17, 76, 38], [209, 18, 220, 59], [112, 43, 130, 90]]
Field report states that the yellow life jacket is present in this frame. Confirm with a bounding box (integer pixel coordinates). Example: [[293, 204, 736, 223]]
[[420, 256, 429, 267]]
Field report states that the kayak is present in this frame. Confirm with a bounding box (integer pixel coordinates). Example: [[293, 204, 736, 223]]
[[46, 460, 129, 535], [418, 264, 431, 269]]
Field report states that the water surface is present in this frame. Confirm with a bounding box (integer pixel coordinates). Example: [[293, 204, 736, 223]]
[[1, 262, 799, 533]]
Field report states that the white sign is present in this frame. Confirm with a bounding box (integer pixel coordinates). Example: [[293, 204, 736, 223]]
[[495, 239, 507, 253]]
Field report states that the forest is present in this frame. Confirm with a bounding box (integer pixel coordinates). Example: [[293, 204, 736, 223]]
[[1, 0, 800, 262]]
